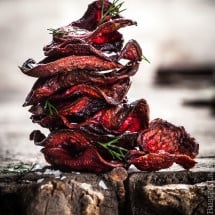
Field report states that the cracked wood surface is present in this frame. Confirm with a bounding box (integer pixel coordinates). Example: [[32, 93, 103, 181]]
[[0, 168, 214, 215]]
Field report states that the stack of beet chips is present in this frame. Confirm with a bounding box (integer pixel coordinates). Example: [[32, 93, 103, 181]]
[[20, 0, 199, 173]]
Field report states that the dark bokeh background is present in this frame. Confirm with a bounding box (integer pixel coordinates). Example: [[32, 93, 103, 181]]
[[0, 0, 214, 164]]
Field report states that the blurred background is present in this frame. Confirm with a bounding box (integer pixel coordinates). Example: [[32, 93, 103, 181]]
[[0, 0, 214, 164]]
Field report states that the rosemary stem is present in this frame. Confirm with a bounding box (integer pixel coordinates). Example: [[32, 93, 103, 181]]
[[99, 0, 126, 25], [98, 138, 128, 161]]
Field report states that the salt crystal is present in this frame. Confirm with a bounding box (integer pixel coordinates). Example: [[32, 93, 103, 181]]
[[32, 164, 43, 171], [37, 178, 44, 183], [99, 180, 108, 190], [61, 176, 67, 180], [43, 169, 62, 177]]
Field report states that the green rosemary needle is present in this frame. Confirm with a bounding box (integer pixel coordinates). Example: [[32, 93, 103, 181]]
[[98, 138, 128, 161], [141, 54, 151, 64], [0, 162, 36, 174], [47, 28, 67, 35], [44, 100, 58, 116], [99, 0, 126, 25]]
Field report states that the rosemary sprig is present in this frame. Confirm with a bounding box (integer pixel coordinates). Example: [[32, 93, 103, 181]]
[[99, 0, 126, 25], [141, 54, 151, 64], [47, 28, 75, 36], [44, 100, 58, 116], [98, 138, 128, 161], [0, 162, 36, 174], [47, 28, 67, 35]]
